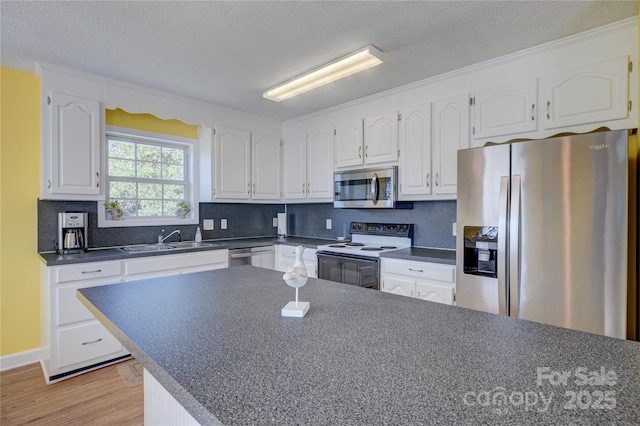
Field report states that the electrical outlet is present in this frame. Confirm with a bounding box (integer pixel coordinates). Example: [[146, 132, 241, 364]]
[[273, 217, 278, 227], [203, 219, 214, 230], [221, 219, 227, 230], [326, 219, 332, 229], [452, 222, 457, 237]]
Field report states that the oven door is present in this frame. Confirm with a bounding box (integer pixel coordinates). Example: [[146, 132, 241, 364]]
[[317, 252, 379, 289]]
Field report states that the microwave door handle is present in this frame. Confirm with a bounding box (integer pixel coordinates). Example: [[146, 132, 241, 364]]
[[370, 173, 379, 205]]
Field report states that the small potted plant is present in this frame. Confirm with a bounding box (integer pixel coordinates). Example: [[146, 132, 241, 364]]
[[175, 201, 190, 218], [105, 199, 123, 220]]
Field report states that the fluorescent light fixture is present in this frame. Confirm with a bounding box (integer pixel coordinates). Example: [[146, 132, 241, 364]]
[[263, 45, 384, 102]]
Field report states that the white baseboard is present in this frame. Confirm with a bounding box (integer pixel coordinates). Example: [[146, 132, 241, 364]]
[[0, 347, 42, 372]]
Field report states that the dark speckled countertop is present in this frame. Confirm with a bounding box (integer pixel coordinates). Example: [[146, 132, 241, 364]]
[[78, 266, 640, 425], [39, 237, 456, 266]]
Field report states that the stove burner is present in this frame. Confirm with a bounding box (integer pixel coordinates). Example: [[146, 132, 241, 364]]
[[380, 246, 397, 249], [361, 247, 383, 251], [329, 244, 347, 248], [346, 242, 365, 246]]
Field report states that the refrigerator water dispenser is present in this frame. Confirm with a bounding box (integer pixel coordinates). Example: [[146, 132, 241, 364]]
[[463, 226, 498, 278]]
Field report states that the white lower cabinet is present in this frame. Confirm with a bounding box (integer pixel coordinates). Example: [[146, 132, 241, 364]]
[[275, 245, 317, 278], [380, 258, 455, 305], [41, 249, 228, 383]]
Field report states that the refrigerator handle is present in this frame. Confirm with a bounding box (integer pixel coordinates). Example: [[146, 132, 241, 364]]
[[497, 176, 509, 316], [509, 175, 522, 318]]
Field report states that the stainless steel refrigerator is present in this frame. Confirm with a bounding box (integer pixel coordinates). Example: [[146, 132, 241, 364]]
[[456, 129, 638, 339]]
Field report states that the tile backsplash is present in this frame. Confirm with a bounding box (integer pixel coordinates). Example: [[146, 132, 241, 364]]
[[38, 200, 456, 252]]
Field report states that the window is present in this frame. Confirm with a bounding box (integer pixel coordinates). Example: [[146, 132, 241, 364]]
[[99, 126, 198, 227]]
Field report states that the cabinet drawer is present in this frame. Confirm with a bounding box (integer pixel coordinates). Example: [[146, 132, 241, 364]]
[[56, 261, 122, 283], [57, 322, 123, 369], [383, 259, 455, 283], [124, 250, 227, 276], [279, 246, 317, 262], [415, 282, 455, 305], [57, 285, 96, 325]]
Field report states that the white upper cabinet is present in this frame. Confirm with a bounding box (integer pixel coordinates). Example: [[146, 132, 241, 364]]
[[45, 92, 102, 199], [306, 126, 334, 200], [433, 94, 470, 195], [282, 135, 307, 200], [398, 103, 432, 198], [282, 125, 334, 202], [363, 111, 399, 165], [214, 126, 252, 200], [251, 133, 281, 200], [543, 56, 630, 130], [471, 78, 538, 141], [334, 120, 363, 169]]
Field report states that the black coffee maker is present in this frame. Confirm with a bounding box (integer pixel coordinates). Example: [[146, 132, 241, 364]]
[[58, 212, 88, 254]]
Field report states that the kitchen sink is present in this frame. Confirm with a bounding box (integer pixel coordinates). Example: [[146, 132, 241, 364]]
[[120, 244, 177, 253], [171, 242, 217, 249], [120, 242, 216, 253]]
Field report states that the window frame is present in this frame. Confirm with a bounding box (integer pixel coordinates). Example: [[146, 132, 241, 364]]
[[98, 125, 199, 228]]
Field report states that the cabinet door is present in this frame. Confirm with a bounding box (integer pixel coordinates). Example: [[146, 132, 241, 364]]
[[306, 127, 334, 200], [252, 133, 281, 200], [282, 137, 307, 201], [415, 281, 455, 305], [215, 126, 251, 199], [399, 104, 432, 197], [334, 120, 363, 168], [364, 111, 398, 164], [472, 78, 537, 139], [48, 92, 101, 196], [381, 275, 415, 297], [543, 56, 630, 129], [433, 94, 470, 195]]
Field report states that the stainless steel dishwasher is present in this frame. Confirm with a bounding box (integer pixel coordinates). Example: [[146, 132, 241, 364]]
[[228, 246, 275, 269]]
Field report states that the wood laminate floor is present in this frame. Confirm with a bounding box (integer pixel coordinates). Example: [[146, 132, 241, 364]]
[[1, 360, 143, 425]]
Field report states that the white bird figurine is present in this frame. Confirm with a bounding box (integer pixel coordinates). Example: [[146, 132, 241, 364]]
[[281, 246, 310, 317], [283, 246, 309, 291]]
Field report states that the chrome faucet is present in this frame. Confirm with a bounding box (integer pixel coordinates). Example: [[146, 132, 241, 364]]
[[158, 229, 181, 244]]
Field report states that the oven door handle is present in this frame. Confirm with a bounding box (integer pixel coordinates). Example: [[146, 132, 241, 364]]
[[370, 173, 379, 205]]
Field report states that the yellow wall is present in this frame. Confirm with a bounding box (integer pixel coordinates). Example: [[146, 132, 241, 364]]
[[106, 108, 197, 139], [0, 67, 42, 356]]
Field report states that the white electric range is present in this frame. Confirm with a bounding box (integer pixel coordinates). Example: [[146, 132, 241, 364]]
[[316, 222, 414, 288]]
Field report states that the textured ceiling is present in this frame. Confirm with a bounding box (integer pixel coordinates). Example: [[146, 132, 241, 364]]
[[1, 1, 637, 122]]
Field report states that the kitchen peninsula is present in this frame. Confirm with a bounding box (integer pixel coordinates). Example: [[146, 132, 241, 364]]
[[78, 266, 640, 424]]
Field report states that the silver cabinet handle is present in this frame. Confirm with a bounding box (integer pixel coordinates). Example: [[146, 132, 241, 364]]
[[247, 183, 251, 194], [435, 172, 439, 187], [426, 173, 430, 187], [47, 180, 52, 189], [96, 172, 99, 188], [253, 183, 256, 194], [546, 101, 551, 119], [81, 269, 102, 274], [307, 182, 310, 192], [82, 338, 102, 345], [212, 188, 216, 195], [408, 268, 423, 273], [302, 183, 306, 193], [358, 146, 362, 158], [531, 104, 535, 121], [365, 145, 368, 157]]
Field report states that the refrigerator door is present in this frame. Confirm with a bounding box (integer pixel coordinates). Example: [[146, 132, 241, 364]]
[[511, 130, 628, 338], [456, 144, 510, 314]]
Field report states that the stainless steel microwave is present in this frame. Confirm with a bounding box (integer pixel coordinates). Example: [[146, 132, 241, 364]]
[[334, 166, 397, 208]]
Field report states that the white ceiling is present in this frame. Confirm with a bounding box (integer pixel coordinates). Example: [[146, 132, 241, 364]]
[[1, 1, 637, 122]]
